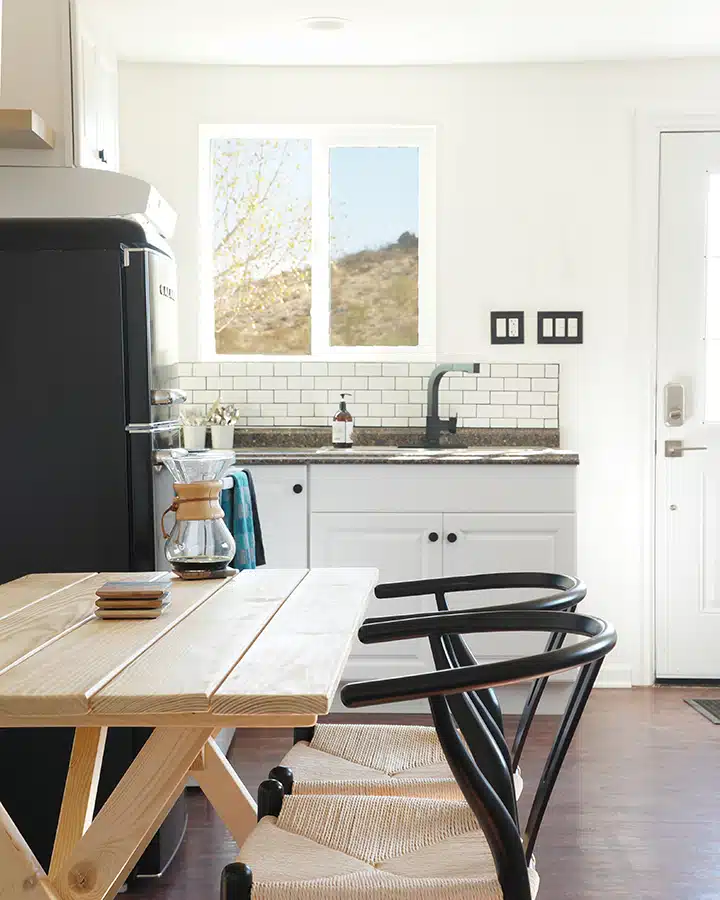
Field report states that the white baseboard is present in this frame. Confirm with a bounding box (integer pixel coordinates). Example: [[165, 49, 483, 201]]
[[595, 662, 633, 688]]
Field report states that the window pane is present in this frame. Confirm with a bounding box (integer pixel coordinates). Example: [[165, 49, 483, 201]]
[[330, 147, 419, 347], [212, 138, 312, 354]]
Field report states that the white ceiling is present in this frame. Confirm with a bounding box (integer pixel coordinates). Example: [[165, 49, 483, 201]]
[[90, 0, 720, 66]]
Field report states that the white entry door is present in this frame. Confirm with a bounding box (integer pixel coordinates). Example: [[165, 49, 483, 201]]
[[656, 131, 720, 678]]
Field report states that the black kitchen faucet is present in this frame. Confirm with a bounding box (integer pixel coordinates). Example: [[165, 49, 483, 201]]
[[424, 363, 481, 448]]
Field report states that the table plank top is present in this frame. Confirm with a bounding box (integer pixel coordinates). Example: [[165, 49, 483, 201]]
[[0, 568, 377, 727]]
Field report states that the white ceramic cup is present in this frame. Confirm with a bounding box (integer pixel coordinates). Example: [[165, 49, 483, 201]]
[[210, 424, 235, 450], [182, 425, 207, 450]]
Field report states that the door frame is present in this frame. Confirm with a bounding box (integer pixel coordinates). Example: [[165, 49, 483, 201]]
[[632, 112, 720, 685]]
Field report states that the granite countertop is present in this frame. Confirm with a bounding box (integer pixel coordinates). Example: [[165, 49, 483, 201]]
[[233, 446, 578, 466]]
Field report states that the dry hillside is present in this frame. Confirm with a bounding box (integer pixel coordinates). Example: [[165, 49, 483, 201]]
[[215, 236, 419, 354]]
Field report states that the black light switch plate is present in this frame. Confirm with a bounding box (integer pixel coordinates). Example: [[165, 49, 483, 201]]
[[491, 311, 525, 344], [537, 311, 583, 344]]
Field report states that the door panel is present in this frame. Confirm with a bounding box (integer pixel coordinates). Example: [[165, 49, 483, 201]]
[[442, 513, 576, 661], [310, 512, 443, 679], [656, 132, 720, 678], [241, 466, 308, 569]]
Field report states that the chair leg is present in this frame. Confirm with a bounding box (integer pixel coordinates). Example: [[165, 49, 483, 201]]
[[293, 725, 316, 744], [222, 862, 253, 900], [257, 778, 285, 820], [268, 765, 294, 794]]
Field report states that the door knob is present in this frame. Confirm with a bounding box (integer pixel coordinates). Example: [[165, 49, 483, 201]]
[[447, 532, 458, 543], [293, 484, 303, 494], [428, 532, 439, 542], [665, 440, 708, 458]]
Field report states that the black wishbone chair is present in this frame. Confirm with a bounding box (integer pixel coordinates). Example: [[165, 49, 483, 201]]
[[268, 572, 586, 802], [222, 609, 616, 900]]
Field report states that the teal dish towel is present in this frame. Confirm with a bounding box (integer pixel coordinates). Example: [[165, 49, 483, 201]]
[[221, 472, 256, 570]]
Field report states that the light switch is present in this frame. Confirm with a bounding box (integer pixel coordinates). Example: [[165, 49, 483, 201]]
[[537, 311, 583, 344], [491, 311, 525, 344]]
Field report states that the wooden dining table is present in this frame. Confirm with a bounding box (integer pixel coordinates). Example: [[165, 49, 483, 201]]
[[0, 566, 377, 900]]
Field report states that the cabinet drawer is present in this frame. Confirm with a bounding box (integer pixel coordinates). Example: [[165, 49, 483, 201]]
[[310, 464, 575, 514]]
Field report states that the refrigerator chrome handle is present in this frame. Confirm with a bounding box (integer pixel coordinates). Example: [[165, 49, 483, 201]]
[[126, 419, 182, 434], [151, 389, 187, 406]]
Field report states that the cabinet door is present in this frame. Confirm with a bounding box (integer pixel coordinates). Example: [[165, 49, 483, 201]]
[[311, 512, 443, 680], [241, 466, 308, 569], [441, 513, 576, 662], [72, 17, 118, 169]]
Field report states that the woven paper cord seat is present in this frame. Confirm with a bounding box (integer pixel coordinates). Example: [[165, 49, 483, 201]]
[[281, 723, 523, 799], [237, 793, 539, 900]]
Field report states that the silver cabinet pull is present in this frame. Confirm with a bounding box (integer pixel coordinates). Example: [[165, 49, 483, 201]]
[[151, 389, 187, 406], [665, 440, 708, 458], [126, 419, 182, 434]]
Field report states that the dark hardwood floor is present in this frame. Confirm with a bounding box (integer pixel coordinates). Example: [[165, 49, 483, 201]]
[[127, 686, 720, 899]]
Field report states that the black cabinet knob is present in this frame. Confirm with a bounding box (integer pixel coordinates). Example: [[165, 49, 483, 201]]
[[447, 532, 458, 543], [98, 148, 106, 163], [428, 532, 439, 543], [293, 483, 303, 494]]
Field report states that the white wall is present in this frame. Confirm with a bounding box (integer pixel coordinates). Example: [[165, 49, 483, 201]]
[[119, 58, 720, 686]]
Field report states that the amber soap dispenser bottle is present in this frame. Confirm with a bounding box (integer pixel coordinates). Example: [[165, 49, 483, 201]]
[[332, 393, 354, 449]]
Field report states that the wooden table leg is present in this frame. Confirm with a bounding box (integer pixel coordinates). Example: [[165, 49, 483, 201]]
[[192, 737, 258, 848], [49, 727, 107, 880], [51, 727, 213, 900], [0, 801, 60, 899]]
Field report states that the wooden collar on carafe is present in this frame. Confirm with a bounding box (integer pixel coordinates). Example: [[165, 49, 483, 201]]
[[173, 480, 224, 521]]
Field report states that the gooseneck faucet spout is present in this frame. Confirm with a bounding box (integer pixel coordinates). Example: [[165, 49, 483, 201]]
[[425, 363, 481, 448]]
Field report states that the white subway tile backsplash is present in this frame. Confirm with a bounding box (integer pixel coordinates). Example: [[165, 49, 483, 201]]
[[178, 376, 206, 390], [220, 362, 247, 376], [206, 377, 234, 390], [369, 376, 396, 390], [193, 362, 220, 377], [382, 417, 409, 427], [518, 364, 545, 378], [531, 405, 558, 418], [302, 362, 328, 376], [408, 363, 435, 376], [463, 391, 491, 404], [531, 378, 559, 392], [491, 364, 518, 378], [287, 376, 315, 389], [355, 363, 383, 376], [341, 376, 369, 390], [394, 404, 423, 417], [273, 362, 302, 376], [394, 376, 422, 390], [328, 362, 356, 375], [382, 390, 410, 403], [176, 360, 560, 429], [314, 376, 342, 390], [301, 390, 328, 403], [504, 378, 531, 391], [260, 376, 288, 390], [234, 376, 260, 390], [246, 362, 275, 376], [382, 363, 409, 376]]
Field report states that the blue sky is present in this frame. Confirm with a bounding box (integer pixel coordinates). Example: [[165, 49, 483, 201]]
[[330, 146, 419, 258]]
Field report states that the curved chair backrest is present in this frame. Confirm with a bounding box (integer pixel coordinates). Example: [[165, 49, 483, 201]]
[[371, 571, 587, 767], [343, 609, 616, 900]]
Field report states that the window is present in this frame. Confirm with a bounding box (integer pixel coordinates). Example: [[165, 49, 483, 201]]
[[200, 126, 435, 359]]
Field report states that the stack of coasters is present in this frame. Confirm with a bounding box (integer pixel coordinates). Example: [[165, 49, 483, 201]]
[[94, 577, 172, 620]]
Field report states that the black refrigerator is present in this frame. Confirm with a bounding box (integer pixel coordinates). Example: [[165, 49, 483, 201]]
[[0, 218, 187, 878]]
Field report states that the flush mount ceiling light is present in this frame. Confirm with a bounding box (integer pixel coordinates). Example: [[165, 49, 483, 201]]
[[300, 16, 351, 32]]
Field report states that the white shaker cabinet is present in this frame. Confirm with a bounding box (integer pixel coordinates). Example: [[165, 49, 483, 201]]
[[0, 0, 118, 169], [240, 466, 308, 569], [310, 512, 443, 680], [440, 512, 576, 663]]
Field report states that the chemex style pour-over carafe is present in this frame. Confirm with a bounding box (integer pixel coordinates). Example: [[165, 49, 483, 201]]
[[160, 450, 236, 578]]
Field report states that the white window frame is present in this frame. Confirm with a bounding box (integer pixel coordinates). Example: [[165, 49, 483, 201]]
[[198, 124, 436, 362]]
